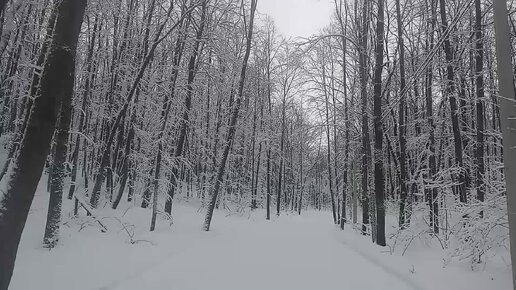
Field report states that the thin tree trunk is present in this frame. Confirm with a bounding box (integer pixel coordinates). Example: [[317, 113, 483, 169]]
[[89, 3, 189, 208], [474, 0, 485, 217], [203, 0, 257, 231], [425, 0, 439, 234], [359, 0, 371, 235], [164, 0, 205, 215], [373, 0, 386, 246], [322, 61, 337, 224], [439, 0, 468, 203], [395, 0, 409, 229]]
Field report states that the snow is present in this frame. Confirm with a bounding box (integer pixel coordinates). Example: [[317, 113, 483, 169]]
[[9, 182, 513, 290]]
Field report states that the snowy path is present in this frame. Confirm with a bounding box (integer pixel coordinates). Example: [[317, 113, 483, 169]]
[[101, 213, 420, 290], [12, 200, 511, 290]]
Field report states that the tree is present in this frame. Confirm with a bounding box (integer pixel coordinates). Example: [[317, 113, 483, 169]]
[[358, 0, 371, 235], [492, 1, 516, 288], [473, 0, 485, 217], [395, 0, 409, 229], [438, 0, 468, 203], [372, 0, 385, 246], [0, 0, 86, 287], [204, 0, 257, 231]]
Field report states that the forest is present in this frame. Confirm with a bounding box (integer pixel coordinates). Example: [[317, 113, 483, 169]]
[[1, 0, 516, 289]]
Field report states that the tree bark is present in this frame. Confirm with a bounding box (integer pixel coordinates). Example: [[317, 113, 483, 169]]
[[203, 0, 257, 231], [395, 0, 409, 229], [425, 0, 439, 234], [164, 0, 205, 215], [474, 0, 485, 217], [43, 66, 74, 248], [359, 0, 371, 235], [373, 0, 386, 246], [0, 0, 85, 287], [438, 0, 468, 203], [492, 1, 516, 288]]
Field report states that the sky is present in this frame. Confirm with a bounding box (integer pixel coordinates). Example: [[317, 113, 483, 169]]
[[257, 0, 333, 39]]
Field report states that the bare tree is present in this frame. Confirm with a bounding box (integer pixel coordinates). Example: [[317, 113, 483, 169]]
[[0, 0, 86, 287]]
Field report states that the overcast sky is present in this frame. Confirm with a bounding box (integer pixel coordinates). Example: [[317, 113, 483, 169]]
[[257, 0, 333, 39]]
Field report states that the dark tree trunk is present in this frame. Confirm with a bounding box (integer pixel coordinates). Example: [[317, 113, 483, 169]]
[[474, 0, 485, 217], [373, 0, 385, 246], [0, 0, 85, 288], [425, 0, 439, 234], [322, 62, 337, 224], [164, 1, 198, 215], [395, 0, 409, 229], [439, 0, 468, 203], [43, 66, 74, 248], [203, 0, 256, 231], [359, 0, 371, 235], [277, 92, 287, 217], [89, 4, 186, 208], [111, 123, 135, 210]]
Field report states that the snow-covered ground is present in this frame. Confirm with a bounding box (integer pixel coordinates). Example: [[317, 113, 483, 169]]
[[9, 183, 513, 290]]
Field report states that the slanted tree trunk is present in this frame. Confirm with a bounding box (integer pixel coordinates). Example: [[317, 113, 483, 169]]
[[89, 4, 188, 208], [425, 0, 439, 234], [438, 0, 468, 203], [68, 13, 99, 200], [164, 0, 205, 215], [203, 0, 257, 231], [0, 0, 86, 287]]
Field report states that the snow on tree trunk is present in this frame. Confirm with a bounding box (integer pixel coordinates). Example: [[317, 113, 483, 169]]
[[0, 0, 86, 287]]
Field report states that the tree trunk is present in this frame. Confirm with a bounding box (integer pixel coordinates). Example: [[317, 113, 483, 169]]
[[359, 0, 371, 235], [373, 0, 385, 246], [474, 0, 485, 217], [425, 0, 439, 234], [203, 0, 256, 231], [164, 0, 204, 215], [43, 67, 74, 248], [492, 1, 516, 287], [89, 4, 186, 208], [0, 0, 85, 287], [438, 0, 468, 203], [322, 61, 337, 224], [395, 0, 409, 229]]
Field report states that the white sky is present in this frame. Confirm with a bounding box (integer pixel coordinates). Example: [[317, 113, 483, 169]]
[[257, 0, 333, 38]]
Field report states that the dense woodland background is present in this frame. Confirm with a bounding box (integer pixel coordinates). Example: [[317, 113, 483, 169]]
[[1, 0, 516, 287]]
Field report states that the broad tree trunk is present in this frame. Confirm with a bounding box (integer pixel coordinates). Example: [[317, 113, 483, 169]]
[[0, 0, 85, 287], [43, 67, 74, 248]]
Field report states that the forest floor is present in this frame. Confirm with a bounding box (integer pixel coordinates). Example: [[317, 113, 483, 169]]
[[9, 181, 513, 290]]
